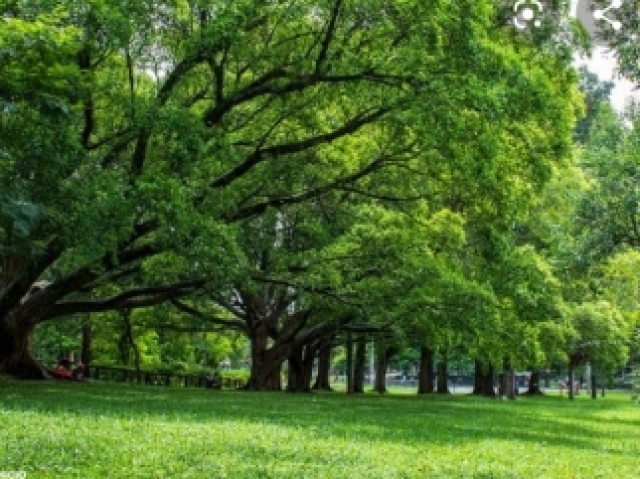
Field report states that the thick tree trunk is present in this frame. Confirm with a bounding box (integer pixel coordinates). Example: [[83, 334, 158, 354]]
[[286, 343, 314, 393], [246, 357, 282, 391], [473, 359, 482, 394], [436, 353, 449, 394], [346, 333, 354, 394], [353, 336, 367, 394], [482, 363, 496, 396], [0, 270, 56, 379], [121, 310, 141, 383], [374, 347, 388, 394], [417, 347, 434, 394], [286, 346, 301, 392], [568, 364, 575, 400], [0, 319, 47, 379], [312, 340, 332, 391], [526, 370, 543, 395], [501, 357, 516, 399], [373, 345, 397, 394], [473, 360, 496, 396], [245, 326, 283, 391]]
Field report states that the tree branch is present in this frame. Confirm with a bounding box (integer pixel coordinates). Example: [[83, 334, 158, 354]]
[[170, 299, 246, 332], [250, 275, 359, 308], [315, 0, 343, 74], [78, 46, 95, 148], [203, 70, 390, 127], [86, 127, 133, 151], [0, 236, 64, 320], [44, 280, 205, 319], [158, 54, 204, 106], [336, 185, 427, 202], [211, 107, 390, 192], [223, 153, 393, 222]]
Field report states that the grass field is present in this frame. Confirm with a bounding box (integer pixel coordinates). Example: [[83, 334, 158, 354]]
[[1, 380, 639, 478]]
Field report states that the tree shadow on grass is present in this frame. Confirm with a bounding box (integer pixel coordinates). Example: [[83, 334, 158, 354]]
[[1, 381, 638, 458]]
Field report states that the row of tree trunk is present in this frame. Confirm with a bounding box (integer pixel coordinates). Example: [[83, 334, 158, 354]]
[[5, 305, 544, 398], [252, 329, 544, 396]]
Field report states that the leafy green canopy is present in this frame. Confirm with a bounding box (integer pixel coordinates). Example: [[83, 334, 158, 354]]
[[0, 0, 580, 364]]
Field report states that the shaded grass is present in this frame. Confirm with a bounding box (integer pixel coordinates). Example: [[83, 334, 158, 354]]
[[0, 380, 639, 478]]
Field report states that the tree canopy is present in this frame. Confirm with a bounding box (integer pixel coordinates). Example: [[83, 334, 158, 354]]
[[1, 0, 636, 390]]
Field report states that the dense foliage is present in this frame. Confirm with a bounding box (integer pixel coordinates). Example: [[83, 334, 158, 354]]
[[0, 0, 637, 390]]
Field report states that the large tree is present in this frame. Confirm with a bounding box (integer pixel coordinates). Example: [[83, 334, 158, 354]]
[[0, 1, 580, 378]]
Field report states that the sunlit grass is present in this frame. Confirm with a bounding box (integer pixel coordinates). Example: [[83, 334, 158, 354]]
[[0, 379, 638, 478]]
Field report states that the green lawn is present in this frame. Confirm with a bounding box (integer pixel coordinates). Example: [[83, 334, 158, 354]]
[[0, 380, 638, 478]]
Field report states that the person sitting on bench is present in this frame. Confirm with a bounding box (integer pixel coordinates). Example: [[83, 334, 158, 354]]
[[54, 359, 73, 379], [205, 371, 221, 389], [72, 362, 86, 380]]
